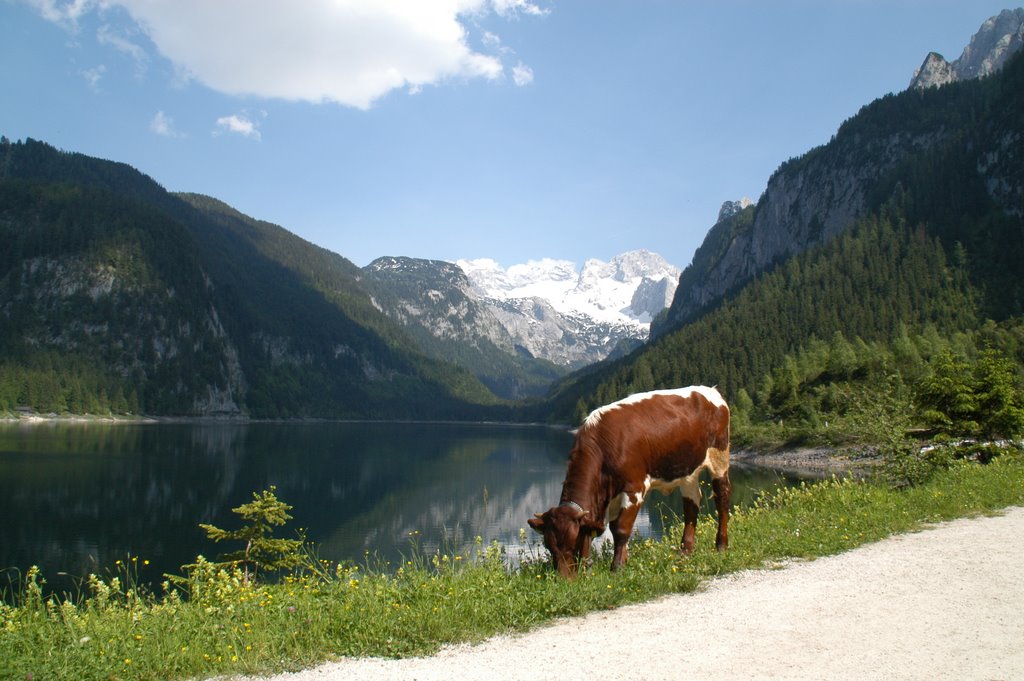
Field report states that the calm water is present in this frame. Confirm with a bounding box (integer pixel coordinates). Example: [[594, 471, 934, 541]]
[[0, 421, 806, 593]]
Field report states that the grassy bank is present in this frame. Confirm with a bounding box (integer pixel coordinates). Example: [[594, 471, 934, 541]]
[[3, 451, 1022, 681]]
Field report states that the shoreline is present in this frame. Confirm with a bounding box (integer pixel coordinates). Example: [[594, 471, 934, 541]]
[[0, 413, 570, 429], [732, 445, 877, 476], [0, 413, 161, 425], [1, 414, 866, 476]]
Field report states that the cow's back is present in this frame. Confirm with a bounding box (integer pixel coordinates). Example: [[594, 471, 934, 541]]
[[582, 387, 729, 483]]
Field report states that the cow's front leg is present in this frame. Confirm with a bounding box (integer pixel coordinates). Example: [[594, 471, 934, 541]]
[[577, 529, 594, 572], [712, 470, 731, 551], [680, 496, 699, 555], [610, 502, 641, 571]]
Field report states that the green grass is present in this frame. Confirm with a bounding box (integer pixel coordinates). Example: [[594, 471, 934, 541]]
[[3, 450, 1023, 681]]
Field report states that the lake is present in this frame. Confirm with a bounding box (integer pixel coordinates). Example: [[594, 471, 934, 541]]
[[0, 421, 807, 594]]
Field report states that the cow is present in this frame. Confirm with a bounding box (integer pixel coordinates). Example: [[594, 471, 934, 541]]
[[528, 386, 731, 578]]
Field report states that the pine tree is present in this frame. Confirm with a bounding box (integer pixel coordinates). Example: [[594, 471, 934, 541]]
[[826, 331, 858, 380], [918, 349, 979, 436], [199, 486, 305, 584], [974, 348, 1024, 439]]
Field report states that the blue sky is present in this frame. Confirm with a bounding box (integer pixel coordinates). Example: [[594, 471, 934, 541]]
[[1, 1, 1014, 268]]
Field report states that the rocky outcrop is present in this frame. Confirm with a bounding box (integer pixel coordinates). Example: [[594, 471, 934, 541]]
[[362, 256, 511, 349], [657, 9, 1024, 335], [658, 130, 925, 329], [910, 9, 1024, 89], [910, 52, 956, 90], [630, 275, 676, 320], [717, 197, 754, 222]]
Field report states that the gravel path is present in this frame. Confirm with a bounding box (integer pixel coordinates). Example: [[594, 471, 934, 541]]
[[240, 507, 1024, 681]]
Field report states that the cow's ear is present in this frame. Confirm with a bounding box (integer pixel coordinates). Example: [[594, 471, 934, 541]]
[[527, 514, 545, 533]]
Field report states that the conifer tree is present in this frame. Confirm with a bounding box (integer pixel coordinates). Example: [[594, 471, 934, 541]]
[[199, 486, 305, 584], [973, 348, 1024, 439], [918, 349, 979, 436]]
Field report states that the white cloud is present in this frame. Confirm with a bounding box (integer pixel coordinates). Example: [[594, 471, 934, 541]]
[[490, 0, 549, 18], [81, 64, 105, 90], [511, 61, 534, 87], [482, 31, 504, 51], [150, 110, 183, 137], [28, 0, 550, 108], [24, 0, 93, 27], [214, 113, 262, 141], [28, 0, 547, 110], [97, 23, 148, 77]]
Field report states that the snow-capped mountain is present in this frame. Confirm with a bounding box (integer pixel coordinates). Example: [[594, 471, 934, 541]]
[[361, 250, 681, 394], [458, 250, 680, 328], [457, 250, 681, 367]]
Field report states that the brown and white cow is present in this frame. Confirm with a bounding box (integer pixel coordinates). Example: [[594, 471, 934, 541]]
[[529, 386, 731, 578]]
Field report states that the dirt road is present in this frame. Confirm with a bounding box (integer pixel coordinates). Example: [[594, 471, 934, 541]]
[[241, 507, 1024, 681]]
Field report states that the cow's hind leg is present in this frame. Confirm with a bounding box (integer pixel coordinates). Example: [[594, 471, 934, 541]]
[[707, 445, 731, 552], [711, 469, 731, 551]]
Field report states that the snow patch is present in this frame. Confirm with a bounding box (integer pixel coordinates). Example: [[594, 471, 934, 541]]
[[457, 250, 680, 330]]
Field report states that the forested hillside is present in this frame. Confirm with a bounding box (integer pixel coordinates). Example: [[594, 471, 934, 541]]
[[0, 138, 501, 419], [543, 52, 1024, 439], [658, 47, 1024, 332]]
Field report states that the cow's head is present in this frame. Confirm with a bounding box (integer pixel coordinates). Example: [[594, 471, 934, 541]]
[[528, 503, 604, 578]]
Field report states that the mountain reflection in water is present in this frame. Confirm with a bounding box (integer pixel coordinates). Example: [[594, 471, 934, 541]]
[[0, 422, 807, 594]]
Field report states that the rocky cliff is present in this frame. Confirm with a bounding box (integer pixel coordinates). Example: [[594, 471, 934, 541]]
[[657, 130, 918, 329], [910, 9, 1024, 89], [656, 9, 1024, 334], [359, 256, 565, 399]]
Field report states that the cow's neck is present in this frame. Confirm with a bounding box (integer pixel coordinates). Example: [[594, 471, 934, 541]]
[[559, 438, 610, 519]]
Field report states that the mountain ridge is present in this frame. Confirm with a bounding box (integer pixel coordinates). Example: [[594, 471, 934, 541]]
[[655, 8, 1024, 335], [458, 250, 679, 327], [910, 8, 1024, 89], [0, 139, 501, 418], [359, 250, 680, 398]]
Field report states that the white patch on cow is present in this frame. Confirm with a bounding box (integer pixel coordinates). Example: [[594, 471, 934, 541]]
[[677, 469, 704, 506], [606, 494, 622, 522], [706, 446, 729, 479], [607, 449, 730, 521], [583, 385, 727, 428], [605, 489, 645, 522], [646, 448, 716, 506]]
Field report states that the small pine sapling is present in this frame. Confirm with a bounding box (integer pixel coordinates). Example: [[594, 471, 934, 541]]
[[199, 486, 305, 584]]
